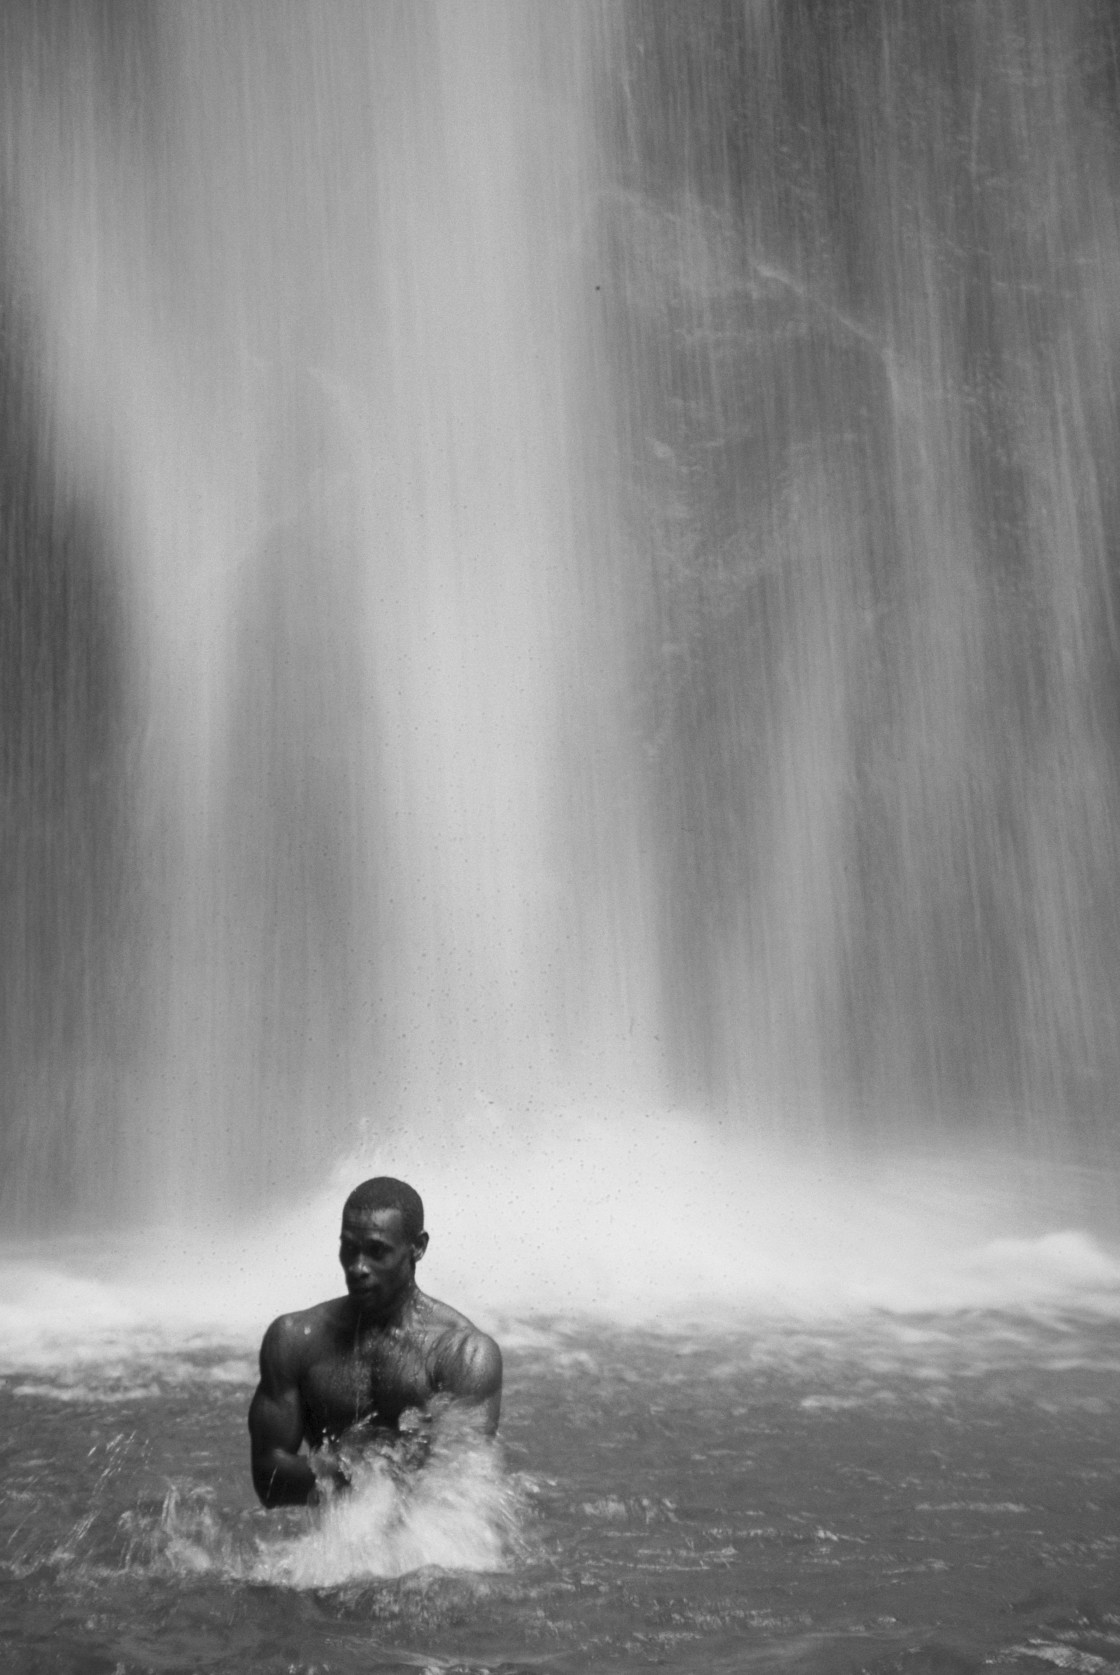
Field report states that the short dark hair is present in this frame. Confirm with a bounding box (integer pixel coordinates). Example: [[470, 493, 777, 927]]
[[343, 1177, 425, 1244]]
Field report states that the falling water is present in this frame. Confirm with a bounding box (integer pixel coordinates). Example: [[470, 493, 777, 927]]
[[0, 1, 659, 1230], [2, 1, 1120, 1269], [613, 1, 1120, 1152]]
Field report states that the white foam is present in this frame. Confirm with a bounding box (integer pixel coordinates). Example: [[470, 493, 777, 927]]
[[3, 1104, 1118, 1370]]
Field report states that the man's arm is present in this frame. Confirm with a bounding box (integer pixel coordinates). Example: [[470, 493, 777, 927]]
[[434, 1327, 503, 1436], [248, 1316, 322, 1507]]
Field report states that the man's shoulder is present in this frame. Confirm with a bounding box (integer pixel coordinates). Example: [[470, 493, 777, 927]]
[[259, 1298, 346, 1364], [418, 1293, 492, 1342], [419, 1296, 502, 1388]]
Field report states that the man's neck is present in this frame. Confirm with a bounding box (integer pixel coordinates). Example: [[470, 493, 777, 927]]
[[347, 1279, 420, 1332]]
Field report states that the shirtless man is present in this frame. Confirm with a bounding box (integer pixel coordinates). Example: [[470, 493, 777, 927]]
[[248, 1176, 502, 1507]]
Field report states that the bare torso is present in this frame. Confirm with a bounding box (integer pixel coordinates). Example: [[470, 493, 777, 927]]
[[248, 1220, 502, 1508], [287, 1292, 475, 1444]]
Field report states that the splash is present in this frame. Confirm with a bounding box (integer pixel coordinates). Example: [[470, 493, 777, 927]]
[[257, 1440, 525, 1588], [140, 1432, 525, 1589]]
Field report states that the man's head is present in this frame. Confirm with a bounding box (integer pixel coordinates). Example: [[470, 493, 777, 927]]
[[339, 1177, 428, 1317], [343, 1177, 424, 1241]]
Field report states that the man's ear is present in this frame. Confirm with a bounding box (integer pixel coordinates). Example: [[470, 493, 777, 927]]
[[413, 1231, 430, 1263]]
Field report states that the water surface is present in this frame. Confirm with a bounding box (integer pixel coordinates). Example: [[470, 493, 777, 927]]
[[6, 1274, 1120, 1674]]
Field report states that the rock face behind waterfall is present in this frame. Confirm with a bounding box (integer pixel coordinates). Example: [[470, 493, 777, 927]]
[[608, 0, 1120, 1144]]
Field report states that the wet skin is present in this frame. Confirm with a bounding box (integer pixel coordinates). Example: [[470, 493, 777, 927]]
[[248, 1206, 502, 1507]]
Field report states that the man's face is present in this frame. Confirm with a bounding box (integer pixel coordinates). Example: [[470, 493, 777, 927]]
[[338, 1206, 426, 1316]]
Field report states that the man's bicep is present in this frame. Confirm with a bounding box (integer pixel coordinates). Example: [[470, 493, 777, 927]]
[[249, 1320, 306, 1455], [445, 1333, 502, 1432], [249, 1382, 305, 1454]]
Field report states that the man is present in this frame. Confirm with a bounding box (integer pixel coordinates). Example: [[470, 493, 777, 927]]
[[248, 1176, 502, 1507]]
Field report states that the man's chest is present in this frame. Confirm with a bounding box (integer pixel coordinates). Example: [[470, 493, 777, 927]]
[[302, 1335, 435, 1435]]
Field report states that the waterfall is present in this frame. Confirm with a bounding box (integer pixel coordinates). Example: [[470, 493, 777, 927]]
[[612, 0, 1120, 1151], [2, 2, 1119, 1238], [0, 2, 654, 1225]]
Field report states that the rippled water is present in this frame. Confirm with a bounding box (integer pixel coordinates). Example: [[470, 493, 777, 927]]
[[6, 1283, 1120, 1674]]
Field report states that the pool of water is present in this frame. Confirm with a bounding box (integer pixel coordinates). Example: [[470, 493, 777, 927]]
[[5, 1302, 1120, 1674]]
